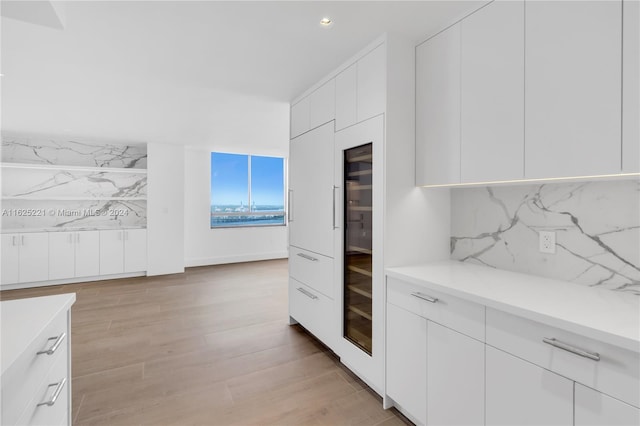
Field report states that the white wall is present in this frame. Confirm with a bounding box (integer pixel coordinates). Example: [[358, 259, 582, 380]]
[[184, 141, 289, 267], [147, 142, 185, 275]]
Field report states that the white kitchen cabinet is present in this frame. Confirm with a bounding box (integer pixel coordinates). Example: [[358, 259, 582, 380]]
[[99, 230, 125, 275], [290, 97, 310, 139], [48, 232, 76, 280], [386, 303, 427, 426], [123, 229, 147, 273], [416, 23, 461, 186], [525, 0, 622, 179], [1, 234, 20, 285], [289, 278, 335, 348], [290, 80, 335, 138], [335, 63, 357, 131], [289, 121, 334, 258], [486, 345, 573, 426], [427, 321, 485, 426], [19, 233, 49, 283], [49, 230, 100, 280], [356, 44, 385, 123], [309, 79, 335, 130], [623, 0, 640, 173], [575, 383, 640, 426], [100, 229, 147, 275], [1, 294, 75, 426], [75, 231, 100, 277], [461, 0, 524, 183]]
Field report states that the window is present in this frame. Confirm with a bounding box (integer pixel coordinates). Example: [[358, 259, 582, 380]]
[[210, 152, 285, 228]]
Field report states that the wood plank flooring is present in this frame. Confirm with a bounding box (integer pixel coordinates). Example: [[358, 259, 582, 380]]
[[0, 259, 410, 426]]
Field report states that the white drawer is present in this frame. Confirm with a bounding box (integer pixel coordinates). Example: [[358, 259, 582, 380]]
[[16, 349, 69, 426], [387, 276, 485, 342], [2, 311, 68, 425], [289, 246, 334, 299], [486, 308, 640, 408], [289, 278, 335, 348]]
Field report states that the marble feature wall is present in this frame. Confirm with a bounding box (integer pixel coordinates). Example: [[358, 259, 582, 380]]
[[2, 136, 147, 168], [451, 180, 640, 295], [2, 168, 147, 199], [1, 135, 147, 231]]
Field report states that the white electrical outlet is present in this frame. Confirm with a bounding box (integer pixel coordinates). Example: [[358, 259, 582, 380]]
[[539, 231, 556, 254]]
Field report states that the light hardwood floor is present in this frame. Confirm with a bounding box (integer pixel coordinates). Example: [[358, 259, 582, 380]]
[[0, 259, 409, 426]]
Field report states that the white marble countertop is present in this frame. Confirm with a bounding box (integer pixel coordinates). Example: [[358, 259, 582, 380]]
[[386, 260, 640, 353], [1, 293, 76, 376], [1, 226, 146, 234]]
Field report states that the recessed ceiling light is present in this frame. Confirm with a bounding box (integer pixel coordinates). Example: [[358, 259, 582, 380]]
[[320, 17, 332, 27]]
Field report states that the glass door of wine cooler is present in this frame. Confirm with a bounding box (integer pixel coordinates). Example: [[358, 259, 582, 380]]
[[343, 143, 373, 355]]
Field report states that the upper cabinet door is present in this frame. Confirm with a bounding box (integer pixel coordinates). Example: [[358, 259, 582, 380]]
[[461, 0, 524, 183], [623, 0, 639, 173], [416, 23, 461, 186], [525, 0, 622, 179], [357, 44, 386, 123], [335, 63, 357, 131], [290, 97, 310, 139], [309, 80, 335, 130]]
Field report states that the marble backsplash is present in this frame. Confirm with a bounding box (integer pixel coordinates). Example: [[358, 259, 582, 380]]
[[451, 180, 640, 295], [1, 135, 147, 231], [2, 135, 147, 168]]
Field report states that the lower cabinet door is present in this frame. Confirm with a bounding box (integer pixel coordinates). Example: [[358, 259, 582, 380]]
[[99, 230, 124, 275], [486, 345, 573, 426], [575, 383, 640, 426], [1, 234, 20, 285], [48, 232, 75, 280], [289, 278, 334, 348], [386, 303, 427, 425], [75, 231, 100, 277], [19, 233, 49, 283], [427, 321, 484, 426], [123, 229, 147, 273]]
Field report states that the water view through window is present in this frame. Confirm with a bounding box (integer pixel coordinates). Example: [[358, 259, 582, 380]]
[[211, 152, 285, 228]]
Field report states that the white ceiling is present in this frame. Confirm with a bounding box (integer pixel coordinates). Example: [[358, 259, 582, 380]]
[[1, 1, 486, 149]]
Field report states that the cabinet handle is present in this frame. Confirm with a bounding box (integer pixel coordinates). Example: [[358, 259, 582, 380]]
[[297, 287, 318, 300], [542, 337, 600, 361], [332, 185, 339, 229], [37, 378, 67, 407], [411, 292, 439, 303], [12, 236, 17, 246], [76, 233, 80, 243], [21, 235, 25, 245], [68, 233, 73, 243], [37, 332, 66, 355], [296, 252, 318, 262], [118, 231, 122, 241], [288, 189, 294, 222], [124, 231, 128, 241]]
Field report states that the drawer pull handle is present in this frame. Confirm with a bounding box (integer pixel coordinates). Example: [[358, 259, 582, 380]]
[[297, 287, 318, 300], [37, 332, 66, 356], [297, 253, 318, 262], [542, 337, 600, 361], [411, 292, 438, 303], [37, 378, 67, 407]]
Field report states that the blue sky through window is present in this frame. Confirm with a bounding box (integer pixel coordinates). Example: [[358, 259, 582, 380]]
[[211, 152, 248, 207], [210, 152, 285, 227]]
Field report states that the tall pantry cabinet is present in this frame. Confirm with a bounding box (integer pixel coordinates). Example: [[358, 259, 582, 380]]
[[288, 34, 450, 395]]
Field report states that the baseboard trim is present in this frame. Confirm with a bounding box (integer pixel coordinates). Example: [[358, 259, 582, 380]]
[[185, 251, 288, 267], [0, 271, 147, 291]]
